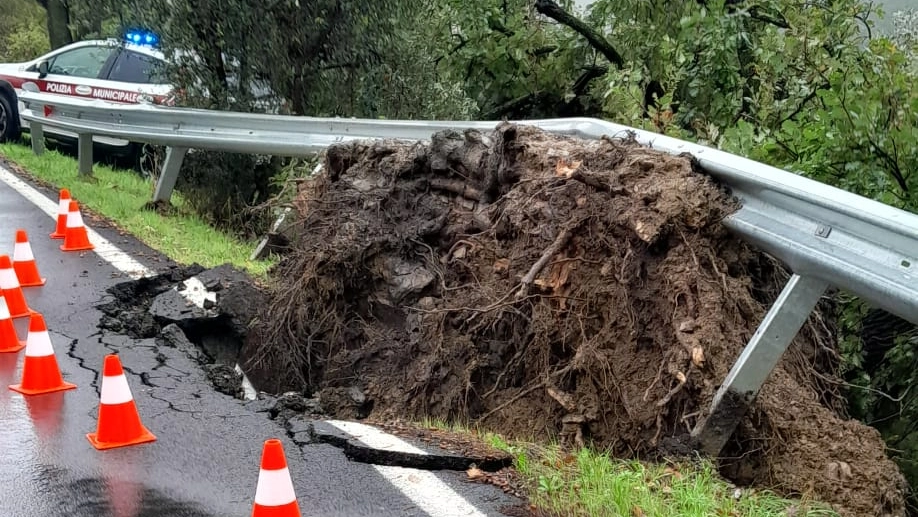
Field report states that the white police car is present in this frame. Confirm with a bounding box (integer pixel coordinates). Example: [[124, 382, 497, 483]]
[[0, 30, 174, 156], [0, 30, 280, 173]]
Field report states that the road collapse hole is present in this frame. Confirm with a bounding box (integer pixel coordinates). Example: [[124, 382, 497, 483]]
[[174, 315, 247, 398], [96, 264, 260, 399]]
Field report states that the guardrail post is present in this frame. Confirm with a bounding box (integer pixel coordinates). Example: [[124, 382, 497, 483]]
[[152, 146, 189, 203], [691, 274, 828, 456], [250, 207, 292, 261], [77, 133, 93, 176], [30, 122, 45, 155]]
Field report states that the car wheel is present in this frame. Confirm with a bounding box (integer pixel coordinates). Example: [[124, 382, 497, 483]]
[[135, 143, 165, 179], [0, 94, 21, 143]]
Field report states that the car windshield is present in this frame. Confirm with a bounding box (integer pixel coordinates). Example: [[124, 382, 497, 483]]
[[46, 45, 117, 79], [107, 50, 168, 84]]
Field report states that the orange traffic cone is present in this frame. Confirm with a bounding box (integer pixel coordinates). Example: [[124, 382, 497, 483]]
[[8, 313, 76, 395], [60, 200, 94, 252], [0, 294, 25, 353], [13, 230, 46, 287], [50, 188, 71, 239], [0, 255, 32, 319], [252, 439, 301, 517], [87, 354, 156, 450]]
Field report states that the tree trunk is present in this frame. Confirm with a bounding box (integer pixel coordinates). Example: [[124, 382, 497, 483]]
[[45, 0, 72, 50]]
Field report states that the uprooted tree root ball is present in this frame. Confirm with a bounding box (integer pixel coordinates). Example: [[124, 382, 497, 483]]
[[242, 123, 907, 516]]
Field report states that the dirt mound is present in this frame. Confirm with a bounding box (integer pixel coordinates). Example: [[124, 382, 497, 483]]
[[242, 123, 907, 516]]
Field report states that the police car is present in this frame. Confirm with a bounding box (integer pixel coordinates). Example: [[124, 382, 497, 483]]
[[0, 30, 175, 170], [1, 31, 282, 173]]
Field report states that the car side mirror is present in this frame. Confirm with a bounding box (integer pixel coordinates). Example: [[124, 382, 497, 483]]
[[37, 61, 49, 78]]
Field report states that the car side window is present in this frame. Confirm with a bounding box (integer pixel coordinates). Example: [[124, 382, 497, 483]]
[[47, 46, 116, 79], [107, 50, 168, 84]]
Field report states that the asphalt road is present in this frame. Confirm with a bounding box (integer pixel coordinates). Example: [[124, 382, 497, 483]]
[[0, 163, 518, 517]]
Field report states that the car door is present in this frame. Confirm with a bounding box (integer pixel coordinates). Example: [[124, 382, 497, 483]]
[[101, 48, 174, 104], [15, 43, 125, 145], [28, 43, 120, 100]]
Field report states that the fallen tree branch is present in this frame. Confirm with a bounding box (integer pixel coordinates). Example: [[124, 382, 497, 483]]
[[488, 17, 514, 36], [535, 0, 624, 69], [434, 36, 469, 66], [530, 45, 559, 57], [429, 178, 484, 201], [777, 81, 828, 126], [572, 65, 608, 96], [516, 226, 575, 299]]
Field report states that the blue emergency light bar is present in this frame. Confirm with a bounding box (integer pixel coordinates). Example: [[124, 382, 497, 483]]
[[124, 30, 159, 47]]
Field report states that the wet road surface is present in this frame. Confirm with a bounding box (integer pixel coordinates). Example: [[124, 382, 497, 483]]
[[0, 164, 518, 517]]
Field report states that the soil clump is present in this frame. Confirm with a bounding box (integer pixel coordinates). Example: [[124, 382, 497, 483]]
[[244, 123, 907, 516]]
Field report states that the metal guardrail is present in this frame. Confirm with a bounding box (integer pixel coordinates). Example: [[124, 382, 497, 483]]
[[18, 90, 918, 456]]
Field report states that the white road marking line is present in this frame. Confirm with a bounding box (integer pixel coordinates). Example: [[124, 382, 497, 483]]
[[374, 466, 487, 517], [1, 163, 492, 516], [0, 166, 151, 279], [0, 164, 258, 398], [325, 420, 428, 454], [326, 420, 488, 517]]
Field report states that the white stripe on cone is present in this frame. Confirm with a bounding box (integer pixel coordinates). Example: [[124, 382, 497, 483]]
[[100, 373, 135, 405], [0, 266, 20, 289], [58, 198, 69, 215], [13, 242, 34, 262], [254, 467, 297, 507], [66, 208, 85, 229], [25, 330, 55, 358], [0, 296, 10, 320]]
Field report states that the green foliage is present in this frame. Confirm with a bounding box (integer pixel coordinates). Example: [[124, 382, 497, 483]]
[[3, 21, 50, 63], [721, 38, 917, 210], [323, 3, 480, 120], [433, 0, 588, 115], [588, 0, 740, 128], [0, 0, 49, 62], [66, 0, 124, 40], [132, 0, 434, 116]]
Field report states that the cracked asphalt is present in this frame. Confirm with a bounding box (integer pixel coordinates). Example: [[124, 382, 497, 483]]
[[0, 166, 518, 517]]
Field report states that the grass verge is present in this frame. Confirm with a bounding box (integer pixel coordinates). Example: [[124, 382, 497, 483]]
[[0, 141, 273, 278], [420, 418, 838, 517], [489, 438, 838, 517]]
